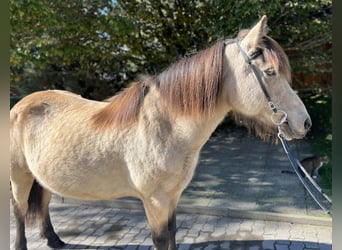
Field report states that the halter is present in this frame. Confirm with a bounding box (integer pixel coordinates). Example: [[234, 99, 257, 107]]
[[224, 38, 288, 125], [224, 38, 332, 215]]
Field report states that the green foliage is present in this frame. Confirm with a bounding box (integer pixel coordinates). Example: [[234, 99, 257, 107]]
[[210, 1, 332, 75], [11, 0, 136, 99], [299, 88, 332, 195], [10, 0, 331, 99]]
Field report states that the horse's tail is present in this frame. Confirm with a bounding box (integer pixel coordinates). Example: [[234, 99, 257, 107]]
[[26, 179, 43, 225]]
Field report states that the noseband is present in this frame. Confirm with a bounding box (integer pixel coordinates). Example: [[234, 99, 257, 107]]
[[224, 38, 332, 215]]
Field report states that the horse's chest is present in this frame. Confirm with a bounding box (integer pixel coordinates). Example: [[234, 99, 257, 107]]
[[130, 149, 200, 195]]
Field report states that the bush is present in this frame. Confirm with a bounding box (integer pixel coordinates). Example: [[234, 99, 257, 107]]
[[299, 88, 332, 195]]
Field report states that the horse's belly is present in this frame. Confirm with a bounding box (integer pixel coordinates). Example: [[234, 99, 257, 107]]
[[31, 160, 139, 201], [51, 183, 136, 201], [44, 174, 138, 201], [55, 179, 136, 201]]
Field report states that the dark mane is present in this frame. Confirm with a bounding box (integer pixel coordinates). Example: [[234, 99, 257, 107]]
[[157, 40, 226, 117], [92, 41, 225, 129], [92, 81, 149, 129], [92, 31, 290, 134], [262, 35, 291, 83]]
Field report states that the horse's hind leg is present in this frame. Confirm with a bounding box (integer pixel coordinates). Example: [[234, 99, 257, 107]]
[[11, 172, 34, 250], [38, 187, 65, 248], [11, 172, 64, 249]]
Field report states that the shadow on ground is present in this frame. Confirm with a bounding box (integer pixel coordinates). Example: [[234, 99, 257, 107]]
[[59, 240, 331, 250], [180, 127, 326, 216]]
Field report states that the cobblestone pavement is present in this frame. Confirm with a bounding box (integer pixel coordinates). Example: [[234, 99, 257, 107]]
[[180, 129, 330, 217], [10, 202, 332, 250]]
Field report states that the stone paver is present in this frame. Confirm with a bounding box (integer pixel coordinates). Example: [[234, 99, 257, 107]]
[[10, 202, 332, 250], [181, 129, 329, 217]]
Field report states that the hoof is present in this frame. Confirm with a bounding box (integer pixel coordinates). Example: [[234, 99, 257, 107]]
[[47, 238, 65, 249], [14, 239, 27, 250], [15, 247, 27, 250], [15, 245, 27, 250]]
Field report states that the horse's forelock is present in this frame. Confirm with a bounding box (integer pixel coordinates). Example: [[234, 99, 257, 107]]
[[238, 29, 291, 83], [262, 36, 292, 83]]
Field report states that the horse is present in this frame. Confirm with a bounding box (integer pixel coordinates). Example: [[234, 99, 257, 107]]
[[10, 16, 311, 250]]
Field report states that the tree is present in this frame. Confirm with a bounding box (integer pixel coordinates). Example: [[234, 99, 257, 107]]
[[10, 0, 135, 99], [10, 0, 331, 99], [205, 0, 332, 88]]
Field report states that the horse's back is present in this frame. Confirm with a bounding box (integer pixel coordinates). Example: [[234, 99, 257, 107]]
[[11, 90, 101, 133], [11, 90, 87, 119], [11, 89, 106, 150]]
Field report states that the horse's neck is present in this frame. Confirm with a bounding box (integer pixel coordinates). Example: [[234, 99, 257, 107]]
[[139, 85, 230, 150], [165, 105, 229, 150]]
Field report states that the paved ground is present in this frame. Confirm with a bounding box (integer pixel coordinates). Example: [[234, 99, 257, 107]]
[[180, 128, 331, 219], [10, 202, 332, 250], [10, 128, 332, 249]]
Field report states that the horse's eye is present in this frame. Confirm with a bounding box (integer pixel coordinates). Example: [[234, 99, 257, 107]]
[[264, 68, 276, 76]]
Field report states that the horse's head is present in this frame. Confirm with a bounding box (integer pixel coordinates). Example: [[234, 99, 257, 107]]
[[223, 15, 311, 141]]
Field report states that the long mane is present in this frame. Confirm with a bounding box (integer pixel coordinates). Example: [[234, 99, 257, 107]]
[[92, 82, 149, 129], [92, 33, 290, 136], [157, 40, 226, 117], [92, 40, 226, 129]]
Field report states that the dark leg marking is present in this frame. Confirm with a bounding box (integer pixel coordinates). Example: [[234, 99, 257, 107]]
[[12, 199, 27, 250], [152, 226, 170, 250], [40, 213, 65, 248], [39, 189, 65, 248], [168, 212, 177, 250]]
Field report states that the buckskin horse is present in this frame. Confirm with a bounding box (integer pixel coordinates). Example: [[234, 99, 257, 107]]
[[10, 16, 311, 250]]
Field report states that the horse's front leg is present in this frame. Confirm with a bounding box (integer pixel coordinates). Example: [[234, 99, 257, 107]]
[[143, 193, 177, 250], [167, 211, 177, 250]]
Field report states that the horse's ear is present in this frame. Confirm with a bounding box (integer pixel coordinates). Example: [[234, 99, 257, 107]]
[[242, 15, 268, 48]]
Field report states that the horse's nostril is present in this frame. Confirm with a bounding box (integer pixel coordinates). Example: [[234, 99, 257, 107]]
[[304, 117, 312, 131]]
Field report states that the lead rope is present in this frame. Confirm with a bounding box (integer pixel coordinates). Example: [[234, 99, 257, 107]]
[[277, 126, 332, 215], [270, 112, 332, 215], [226, 38, 332, 215]]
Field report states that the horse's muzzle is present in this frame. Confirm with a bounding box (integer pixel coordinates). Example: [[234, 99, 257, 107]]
[[281, 116, 312, 140], [304, 117, 312, 131]]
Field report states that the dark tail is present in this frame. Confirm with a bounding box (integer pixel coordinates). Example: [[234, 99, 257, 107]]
[[26, 179, 43, 225]]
